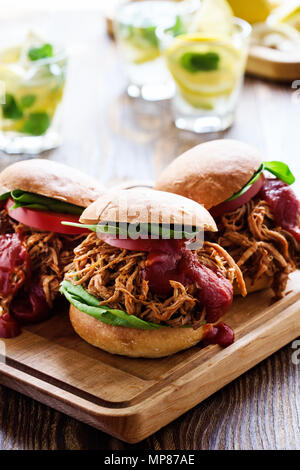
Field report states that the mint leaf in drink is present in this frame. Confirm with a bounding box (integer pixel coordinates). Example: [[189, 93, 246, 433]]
[[20, 94, 36, 109], [23, 112, 50, 135], [1, 94, 23, 119], [141, 26, 158, 47], [28, 43, 53, 61], [180, 52, 220, 73]]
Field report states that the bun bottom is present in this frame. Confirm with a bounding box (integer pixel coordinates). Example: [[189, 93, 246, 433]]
[[234, 274, 273, 295], [69, 305, 210, 358]]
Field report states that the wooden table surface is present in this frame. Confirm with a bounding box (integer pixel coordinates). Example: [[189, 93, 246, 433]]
[[0, 10, 299, 450]]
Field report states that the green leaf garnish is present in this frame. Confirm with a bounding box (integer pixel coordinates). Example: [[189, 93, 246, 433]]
[[23, 112, 50, 135], [1, 93, 23, 120], [61, 221, 199, 239], [180, 52, 220, 73], [141, 25, 158, 47], [168, 15, 185, 37], [263, 161, 295, 185], [60, 280, 163, 330], [28, 43, 53, 61], [5, 190, 83, 215], [226, 161, 295, 202], [20, 94, 36, 109]]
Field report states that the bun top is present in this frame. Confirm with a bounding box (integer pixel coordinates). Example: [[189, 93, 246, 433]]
[[155, 139, 263, 209], [0, 159, 105, 208], [80, 188, 217, 232]]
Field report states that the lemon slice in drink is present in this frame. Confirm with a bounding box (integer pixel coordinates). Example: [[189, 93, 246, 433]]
[[188, 0, 234, 36], [268, 1, 300, 32], [165, 34, 244, 108]]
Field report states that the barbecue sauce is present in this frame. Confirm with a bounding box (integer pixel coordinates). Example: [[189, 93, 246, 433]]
[[259, 178, 300, 242], [142, 240, 234, 347]]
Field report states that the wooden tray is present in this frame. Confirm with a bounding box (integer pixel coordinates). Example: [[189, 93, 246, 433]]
[[0, 271, 299, 443], [246, 45, 300, 81]]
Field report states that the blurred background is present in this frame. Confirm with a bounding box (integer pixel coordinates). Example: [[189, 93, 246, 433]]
[[0, 0, 299, 193]]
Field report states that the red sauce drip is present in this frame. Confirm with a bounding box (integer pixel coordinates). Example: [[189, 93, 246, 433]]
[[202, 322, 234, 348], [10, 278, 50, 325], [259, 178, 300, 242], [0, 233, 31, 297], [142, 240, 233, 324], [0, 312, 21, 338]]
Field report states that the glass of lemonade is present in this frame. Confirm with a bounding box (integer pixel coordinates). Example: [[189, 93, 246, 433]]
[[0, 32, 67, 154], [158, 17, 251, 132], [114, 0, 199, 101]]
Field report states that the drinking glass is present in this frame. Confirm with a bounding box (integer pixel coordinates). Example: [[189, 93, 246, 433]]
[[0, 32, 67, 154], [158, 17, 252, 132], [114, 0, 200, 101]]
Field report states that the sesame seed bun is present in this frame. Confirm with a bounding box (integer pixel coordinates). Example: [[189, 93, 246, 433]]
[[80, 188, 217, 232], [0, 159, 105, 208], [155, 139, 263, 209]]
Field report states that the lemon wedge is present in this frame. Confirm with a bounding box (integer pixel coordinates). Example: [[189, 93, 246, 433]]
[[188, 0, 234, 36], [251, 22, 300, 51], [226, 0, 274, 23], [268, 1, 300, 32], [165, 34, 245, 108]]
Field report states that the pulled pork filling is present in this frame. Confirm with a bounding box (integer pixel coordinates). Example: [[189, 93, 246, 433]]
[[210, 198, 300, 298], [65, 233, 245, 328], [0, 208, 83, 314]]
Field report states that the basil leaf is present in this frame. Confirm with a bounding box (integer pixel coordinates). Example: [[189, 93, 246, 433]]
[[28, 43, 53, 61], [23, 112, 50, 135], [1, 93, 23, 120], [9, 190, 83, 215], [263, 161, 295, 185], [180, 52, 220, 73], [20, 94, 36, 109], [60, 280, 162, 330]]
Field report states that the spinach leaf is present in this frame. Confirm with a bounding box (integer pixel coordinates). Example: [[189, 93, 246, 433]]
[[0, 192, 10, 201], [61, 221, 199, 239], [226, 161, 295, 202], [60, 280, 162, 330], [23, 112, 50, 135], [28, 43, 53, 61], [263, 161, 295, 185], [1, 93, 23, 120], [180, 52, 220, 73], [9, 190, 83, 215]]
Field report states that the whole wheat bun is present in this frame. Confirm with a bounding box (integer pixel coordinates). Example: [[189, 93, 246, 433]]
[[155, 139, 263, 209], [69, 304, 211, 358], [80, 187, 217, 232], [0, 159, 104, 208]]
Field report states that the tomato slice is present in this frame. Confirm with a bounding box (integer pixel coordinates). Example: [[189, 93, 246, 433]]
[[99, 234, 184, 252], [5, 198, 88, 235], [210, 174, 265, 218]]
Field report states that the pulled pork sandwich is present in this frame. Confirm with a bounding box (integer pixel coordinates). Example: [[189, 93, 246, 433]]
[[60, 188, 246, 358], [155, 139, 299, 298], [0, 159, 104, 338]]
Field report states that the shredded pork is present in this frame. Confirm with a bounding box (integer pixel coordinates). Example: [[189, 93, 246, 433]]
[[210, 199, 300, 298], [65, 234, 245, 327], [0, 209, 83, 310]]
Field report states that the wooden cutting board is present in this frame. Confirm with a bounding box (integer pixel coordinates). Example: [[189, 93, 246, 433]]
[[0, 271, 299, 443]]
